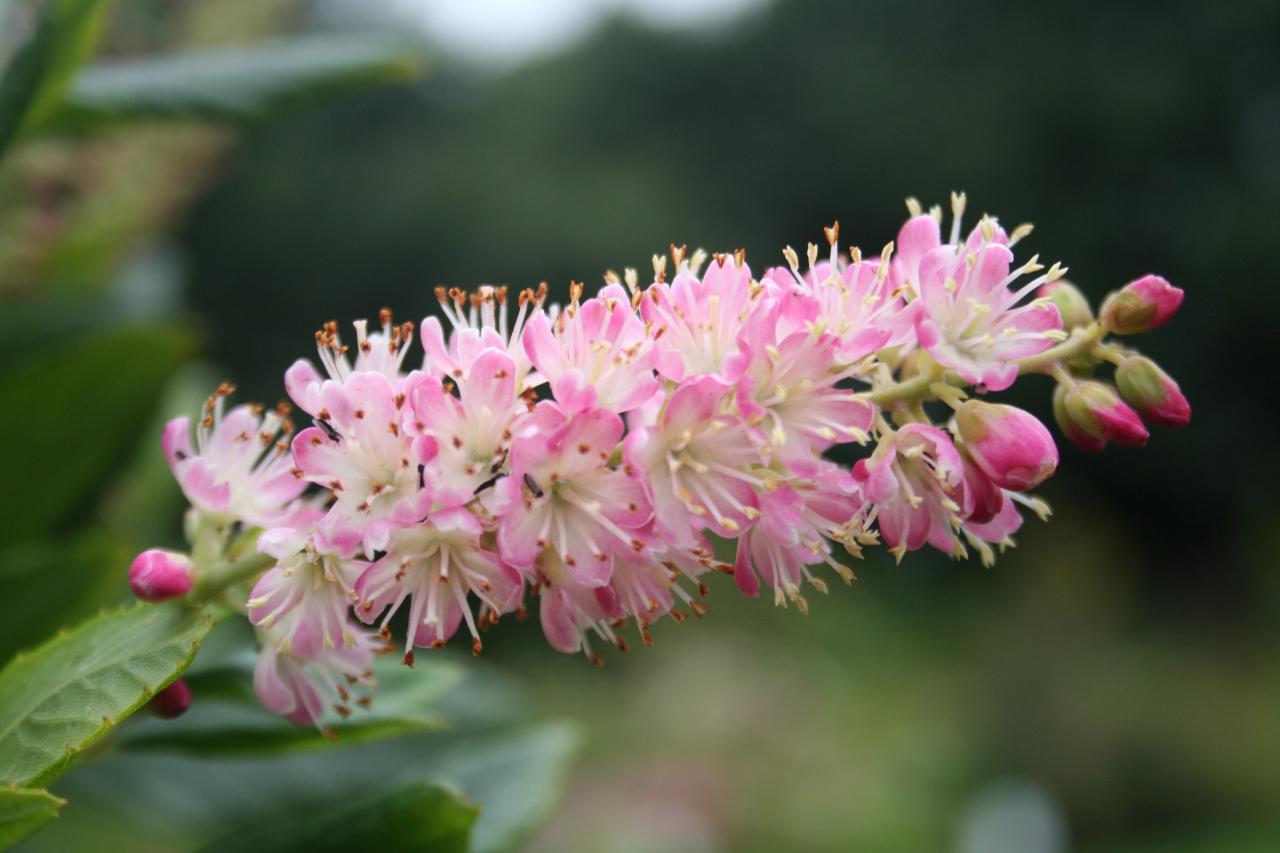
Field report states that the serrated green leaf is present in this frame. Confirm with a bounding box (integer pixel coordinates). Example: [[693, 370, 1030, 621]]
[[0, 602, 214, 787], [0, 0, 106, 155], [46, 34, 425, 131], [0, 325, 196, 547], [0, 786, 64, 849], [204, 781, 477, 853], [118, 650, 463, 755]]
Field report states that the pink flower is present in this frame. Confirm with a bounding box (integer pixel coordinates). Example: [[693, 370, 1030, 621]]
[[853, 423, 967, 560], [254, 623, 381, 728], [535, 550, 622, 662], [405, 348, 525, 508], [129, 549, 194, 602], [354, 506, 522, 659], [420, 284, 547, 390], [764, 228, 916, 362], [290, 371, 430, 553], [285, 313, 417, 417], [162, 386, 305, 528], [733, 484, 848, 609], [1115, 355, 1191, 428], [952, 400, 1058, 491], [910, 215, 1065, 391], [1100, 274, 1184, 335], [523, 283, 658, 414], [491, 403, 651, 586], [622, 376, 761, 545], [1053, 381, 1149, 451], [247, 526, 361, 658], [735, 319, 875, 475], [640, 252, 761, 384]]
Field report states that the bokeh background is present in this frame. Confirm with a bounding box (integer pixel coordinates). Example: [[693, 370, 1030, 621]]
[[3, 0, 1278, 850]]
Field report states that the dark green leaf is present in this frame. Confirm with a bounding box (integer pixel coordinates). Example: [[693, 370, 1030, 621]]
[[47, 34, 426, 131], [0, 0, 106, 154], [0, 532, 131, 667], [204, 782, 477, 853], [0, 602, 214, 787], [118, 652, 462, 755], [0, 786, 64, 849], [0, 325, 196, 547]]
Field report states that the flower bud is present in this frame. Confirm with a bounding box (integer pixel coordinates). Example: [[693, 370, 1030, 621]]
[[129, 549, 194, 602], [1057, 380, 1149, 449], [1115, 355, 1191, 428], [1039, 279, 1093, 331], [148, 679, 192, 719], [954, 400, 1058, 491], [1053, 384, 1105, 452], [1099, 274, 1184, 334]]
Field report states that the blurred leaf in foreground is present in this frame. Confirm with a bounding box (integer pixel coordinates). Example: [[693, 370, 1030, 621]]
[[204, 781, 478, 853], [0, 0, 106, 155], [47, 34, 426, 131]]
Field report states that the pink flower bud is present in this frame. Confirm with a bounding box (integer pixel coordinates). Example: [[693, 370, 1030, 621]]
[[1039, 279, 1093, 331], [1115, 356, 1190, 428], [148, 679, 192, 719], [954, 400, 1058, 491], [1053, 384, 1105, 452], [1058, 381, 1149, 449], [129, 549, 194, 602], [1099, 275, 1184, 334]]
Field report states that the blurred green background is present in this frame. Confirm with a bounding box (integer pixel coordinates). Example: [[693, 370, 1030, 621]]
[[2, 0, 1277, 850]]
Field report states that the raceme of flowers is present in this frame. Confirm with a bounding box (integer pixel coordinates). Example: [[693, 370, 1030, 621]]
[[132, 194, 1190, 730]]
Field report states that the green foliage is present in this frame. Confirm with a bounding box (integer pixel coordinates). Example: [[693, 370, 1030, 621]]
[[0, 532, 131, 666], [0, 602, 213, 788], [0, 326, 196, 547], [47, 34, 426, 130], [0, 786, 64, 849], [0, 0, 106, 155], [204, 782, 478, 853]]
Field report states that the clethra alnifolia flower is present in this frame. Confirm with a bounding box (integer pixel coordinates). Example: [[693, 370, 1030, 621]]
[[147, 194, 1191, 727]]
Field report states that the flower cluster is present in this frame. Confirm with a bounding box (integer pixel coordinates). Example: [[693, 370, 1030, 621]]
[[138, 194, 1190, 727]]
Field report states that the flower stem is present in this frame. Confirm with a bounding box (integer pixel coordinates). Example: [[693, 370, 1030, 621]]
[[1014, 322, 1106, 374], [189, 552, 274, 603]]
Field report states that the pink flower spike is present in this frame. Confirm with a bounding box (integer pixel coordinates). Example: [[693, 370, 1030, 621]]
[[1100, 274, 1184, 335], [148, 679, 192, 719], [253, 622, 380, 729], [953, 400, 1058, 491], [853, 423, 968, 560], [911, 218, 1067, 391], [1115, 355, 1191, 428], [129, 549, 194, 602], [524, 283, 657, 415], [247, 527, 362, 659], [622, 376, 761, 545], [354, 507, 522, 658], [162, 388, 305, 528], [494, 403, 650, 586]]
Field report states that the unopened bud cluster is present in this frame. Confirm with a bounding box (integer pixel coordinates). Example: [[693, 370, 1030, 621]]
[[136, 194, 1189, 729]]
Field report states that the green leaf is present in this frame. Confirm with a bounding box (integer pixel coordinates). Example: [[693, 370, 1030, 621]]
[[0, 602, 214, 788], [0, 786, 64, 849], [0, 0, 107, 154], [204, 782, 477, 853], [0, 532, 131, 667], [47, 34, 426, 131], [118, 652, 463, 755], [0, 325, 196, 547]]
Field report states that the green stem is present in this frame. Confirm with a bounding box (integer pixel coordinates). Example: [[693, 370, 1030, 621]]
[[865, 322, 1109, 406], [1013, 322, 1106, 374], [188, 552, 274, 603]]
